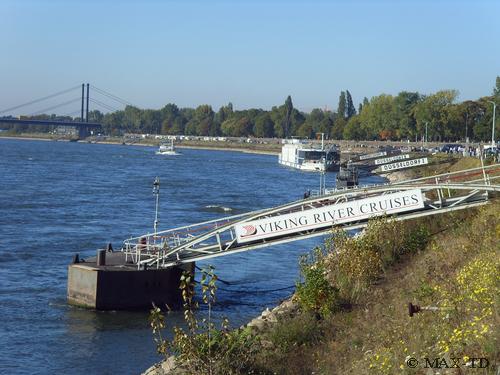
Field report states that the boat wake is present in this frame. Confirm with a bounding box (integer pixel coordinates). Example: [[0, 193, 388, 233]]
[[203, 204, 233, 213]]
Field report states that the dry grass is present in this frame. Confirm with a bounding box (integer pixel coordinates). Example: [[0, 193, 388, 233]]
[[252, 202, 499, 375], [317, 203, 499, 374]]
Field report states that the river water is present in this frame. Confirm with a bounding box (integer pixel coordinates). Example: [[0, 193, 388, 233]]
[[0, 139, 384, 374]]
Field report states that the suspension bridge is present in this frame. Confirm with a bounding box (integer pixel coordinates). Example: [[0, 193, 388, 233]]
[[0, 84, 133, 138]]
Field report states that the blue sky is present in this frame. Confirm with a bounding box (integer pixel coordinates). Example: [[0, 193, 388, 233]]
[[1, 0, 499, 114]]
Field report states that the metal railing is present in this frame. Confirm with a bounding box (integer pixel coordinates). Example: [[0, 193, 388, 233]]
[[121, 164, 500, 269]]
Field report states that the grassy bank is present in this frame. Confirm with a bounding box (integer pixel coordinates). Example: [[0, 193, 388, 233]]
[[148, 201, 499, 375], [253, 202, 499, 374]]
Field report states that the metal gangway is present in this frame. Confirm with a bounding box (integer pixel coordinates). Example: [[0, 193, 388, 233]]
[[122, 164, 500, 269]]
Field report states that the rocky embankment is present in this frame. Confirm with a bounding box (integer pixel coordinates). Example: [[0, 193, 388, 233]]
[[381, 169, 415, 183], [143, 297, 300, 375]]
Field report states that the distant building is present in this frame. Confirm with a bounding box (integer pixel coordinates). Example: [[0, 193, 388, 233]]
[[55, 125, 78, 137]]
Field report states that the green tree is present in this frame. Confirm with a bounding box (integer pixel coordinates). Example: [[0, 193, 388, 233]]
[[413, 90, 459, 141], [337, 91, 346, 120], [318, 117, 333, 136], [221, 116, 253, 137], [493, 76, 500, 97], [301, 108, 325, 135], [289, 108, 306, 136], [346, 90, 356, 119], [142, 109, 162, 134], [284, 95, 293, 138], [358, 94, 396, 140], [343, 115, 365, 140], [270, 103, 305, 138], [123, 105, 144, 133], [473, 98, 498, 142], [184, 105, 214, 136], [330, 117, 346, 140], [103, 111, 125, 135], [169, 117, 185, 135], [456, 100, 483, 141], [393, 91, 421, 139], [253, 113, 274, 138], [160, 104, 180, 134], [297, 122, 314, 139], [211, 103, 233, 136], [234, 117, 253, 137], [88, 110, 104, 123]]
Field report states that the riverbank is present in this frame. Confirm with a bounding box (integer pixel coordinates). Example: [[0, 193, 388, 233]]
[[0, 132, 456, 157], [0, 133, 281, 155], [0, 135, 53, 142]]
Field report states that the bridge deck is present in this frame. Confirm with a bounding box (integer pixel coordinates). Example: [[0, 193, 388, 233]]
[[0, 118, 102, 128]]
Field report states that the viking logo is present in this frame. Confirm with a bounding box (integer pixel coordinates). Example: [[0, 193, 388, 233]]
[[241, 225, 257, 237]]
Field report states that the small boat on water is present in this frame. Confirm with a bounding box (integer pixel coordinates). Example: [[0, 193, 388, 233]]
[[156, 139, 180, 156], [278, 139, 340, 172], [336, 161, 359, 188]]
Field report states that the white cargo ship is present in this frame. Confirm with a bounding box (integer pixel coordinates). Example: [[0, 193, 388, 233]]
[[278, 139, 340, 172]]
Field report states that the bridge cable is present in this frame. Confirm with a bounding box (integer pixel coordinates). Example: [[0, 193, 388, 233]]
[[0, 85, 81, 115], [29, 98, 82, 116], [91, 86, 133, 106], [89, 98, 121, 112], [63, 109, 83, 118], [90, 85, 134, 107]]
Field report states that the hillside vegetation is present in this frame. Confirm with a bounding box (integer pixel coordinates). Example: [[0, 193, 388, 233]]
[[248, 200, 499, 374]]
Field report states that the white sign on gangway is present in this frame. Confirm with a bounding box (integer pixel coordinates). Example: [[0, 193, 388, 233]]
[[359, 151, 387, 160], [379, 157, 429, 172], [235, 189, 424, 244], [374, 154, 410, 165]]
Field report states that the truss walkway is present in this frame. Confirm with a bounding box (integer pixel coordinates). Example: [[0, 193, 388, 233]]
[[122, 164, 500, 269]]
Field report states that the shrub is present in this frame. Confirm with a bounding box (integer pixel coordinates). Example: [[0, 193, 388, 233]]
[[323, 218, 430, 303], [150, 266, 260, 375], [324, 228, 383, 303], [296, 247, 340, 317], [266, 313, 322, 352], [296, 218, 431, 312]]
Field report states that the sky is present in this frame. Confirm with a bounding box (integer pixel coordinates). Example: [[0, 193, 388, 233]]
[[0, 0, 499, 114]]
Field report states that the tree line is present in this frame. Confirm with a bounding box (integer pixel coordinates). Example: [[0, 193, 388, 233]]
[[2, 77, 499, 142]]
